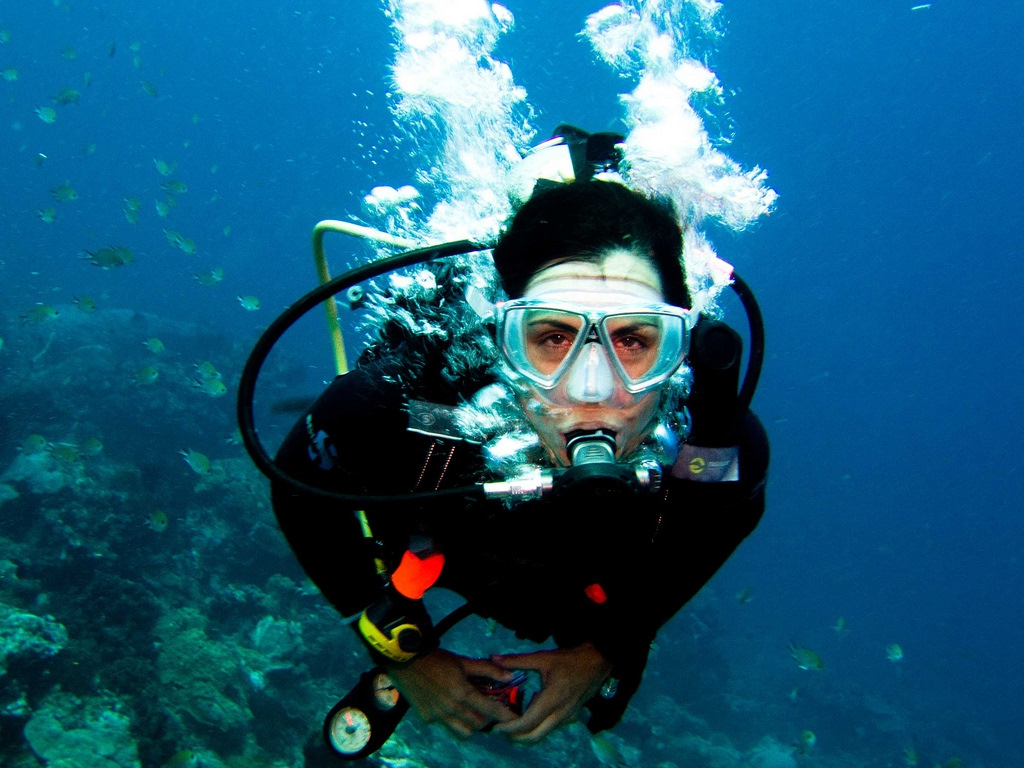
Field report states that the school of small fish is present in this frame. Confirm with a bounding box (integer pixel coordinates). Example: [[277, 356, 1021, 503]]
[[7, 15, 255, 344]]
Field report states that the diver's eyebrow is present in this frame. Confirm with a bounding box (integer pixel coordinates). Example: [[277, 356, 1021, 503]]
[[525, 317, 579, 332], [606, 319, 659, 333]]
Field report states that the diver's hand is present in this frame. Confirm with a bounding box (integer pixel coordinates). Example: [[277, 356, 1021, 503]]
[[490, 642, 613, 744], [385, 648, 518, 739]]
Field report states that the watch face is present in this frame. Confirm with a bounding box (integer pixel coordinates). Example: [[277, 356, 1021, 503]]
[[328, 706, 372, 755], [373, 671, 400, 710]]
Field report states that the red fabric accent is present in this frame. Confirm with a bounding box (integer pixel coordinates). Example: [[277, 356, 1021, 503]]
[[392, 550, 445, 599], [584, 582, 608, 604]]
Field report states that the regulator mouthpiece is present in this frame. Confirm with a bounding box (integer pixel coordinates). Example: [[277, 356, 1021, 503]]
[[566, 429, 617, 466]]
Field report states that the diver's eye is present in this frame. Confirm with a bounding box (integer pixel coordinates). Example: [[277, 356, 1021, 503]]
[[536, 331, 574, 348], [524, 323, 579, 375], [614, 335, 648, 351]]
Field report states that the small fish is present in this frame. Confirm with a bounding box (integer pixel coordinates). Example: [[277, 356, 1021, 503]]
[[154, 200, 170, 218], [61, 46, 78, 60], [911, 3, 931, 9], [83, 247, 117, 268], [83, 246, 134, 269], [194, 268, 224, 286], [222, 225, 231, 236], [83, 141, 96, 155], [180, 449, 210, 475], [194, 361, 221, 380], [237, 295, 260, 311], [82, 72, 92, 88], [590, 732, 628, 767], [787, 686, 801, 704], [49, 442, 81, 464], [73, 295, 96, 313], [52, 88, 81, 105], [80, 438, 103, 456], [193, 377, 228, 398], [21, 304, 59, 325], [1, 68, 18, 82], [903, 745, 919, 766], [148, 509, 169, 533], [36, 107, 58, 124], [789, 643, 824, 671], [736, 586, 755, 604], [51, 181, 78, 202], [123, 198, 141, 223], [162, 179, 187, 195], [798, 730, 816, 755], [108, 42, 116, 57], [163, 228, 184, 246], [163, 229, 196, 254], [140, 79, 158, 97], [129, 41, 142, 53], [21, 434, 49, 454], [135, 366, 159, 385], [831, 616, 849, 636], [133, 55, 142, 70], [142, 337, 165, 353], [38, 208, 58, 223], [0, 30, 11, 43], [885, 643, 904, 662], [153, 158, 176, 176]]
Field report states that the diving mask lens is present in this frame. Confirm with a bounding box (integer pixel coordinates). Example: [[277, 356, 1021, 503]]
[[498, 302, 690, 394]]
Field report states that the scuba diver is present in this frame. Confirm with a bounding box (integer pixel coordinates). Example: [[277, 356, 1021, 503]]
[[257, 126, 769, 758]]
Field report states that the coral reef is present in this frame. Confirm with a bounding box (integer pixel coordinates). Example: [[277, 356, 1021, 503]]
[[23, 692, 140, 768], [0, 602, 68, 677]]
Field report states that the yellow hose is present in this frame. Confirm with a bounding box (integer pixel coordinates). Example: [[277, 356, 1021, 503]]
[[311, 220, 417, 376]]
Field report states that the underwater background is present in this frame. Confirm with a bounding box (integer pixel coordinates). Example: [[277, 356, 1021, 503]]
[[1, 1, 1022, 767]]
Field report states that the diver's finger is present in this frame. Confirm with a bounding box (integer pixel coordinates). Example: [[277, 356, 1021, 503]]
[[497, 705, 568, 745], [464, 687, 518, 725], [439, 700, 493, 737], [462, 656, 516, 681], [492, 689, 555, 736], [507, 713, 563, 745], [437, 685, 516, 730], [490, 652, 548, 673]]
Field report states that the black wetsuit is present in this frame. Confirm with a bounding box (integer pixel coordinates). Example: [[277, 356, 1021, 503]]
[[272, 355, 769, 731]]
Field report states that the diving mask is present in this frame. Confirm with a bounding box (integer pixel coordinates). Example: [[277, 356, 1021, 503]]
[[497, 299, 693, 398]]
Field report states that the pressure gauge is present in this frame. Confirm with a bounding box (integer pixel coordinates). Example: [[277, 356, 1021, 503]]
[[327, 706, 372, 755], [372, 671, 400, 710], [322, 667, 411, 760]]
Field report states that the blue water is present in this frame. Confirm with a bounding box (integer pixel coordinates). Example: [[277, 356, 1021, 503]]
[[1, 2, 1021, 767]]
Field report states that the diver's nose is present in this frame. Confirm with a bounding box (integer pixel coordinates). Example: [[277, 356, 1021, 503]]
[[565, 342, 615, 403]]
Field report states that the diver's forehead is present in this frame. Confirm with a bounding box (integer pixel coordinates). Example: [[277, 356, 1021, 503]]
[[523, 250, 664, 305]]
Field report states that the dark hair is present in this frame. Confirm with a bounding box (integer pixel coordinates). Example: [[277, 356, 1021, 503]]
[[492, 181, 690, 308]]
